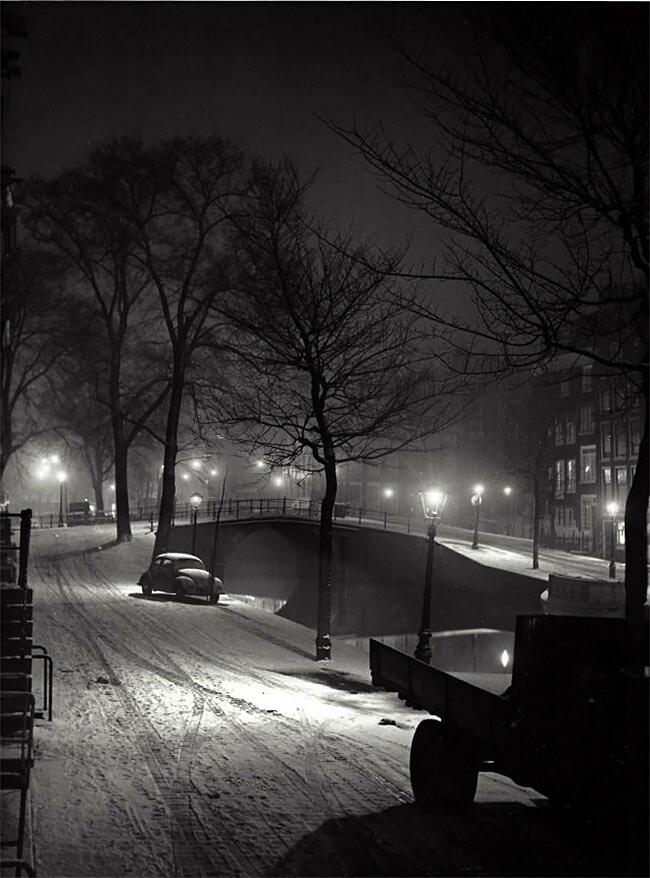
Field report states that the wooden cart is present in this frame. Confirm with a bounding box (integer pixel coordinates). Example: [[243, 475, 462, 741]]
[[370, 614, 648, 815]]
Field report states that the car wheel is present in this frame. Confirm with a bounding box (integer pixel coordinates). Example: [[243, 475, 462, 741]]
[[208, 591, 220, 605], [141, 575, 153, 597], [174, 578, 188, 601]]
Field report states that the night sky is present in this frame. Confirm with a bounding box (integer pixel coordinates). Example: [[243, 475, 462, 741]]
[[5, 1, 472, 248]]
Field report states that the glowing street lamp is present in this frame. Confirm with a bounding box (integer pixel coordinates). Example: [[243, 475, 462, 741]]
[[190, 492, 203, 555], [272, 475, 283, 488], [414, 488, 448, 664], [503, 485, 513, 534], [56, 471, 67, 527], [605, 500, 620, 579], [471, 484, 484, 550]]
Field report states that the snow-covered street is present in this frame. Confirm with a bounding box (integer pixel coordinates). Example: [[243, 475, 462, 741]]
[[8, 525, 641, 876]]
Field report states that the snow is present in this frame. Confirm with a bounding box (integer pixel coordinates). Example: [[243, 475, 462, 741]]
[[3, 523, 641, 876]]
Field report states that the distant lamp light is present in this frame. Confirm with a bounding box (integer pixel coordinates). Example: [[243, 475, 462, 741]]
[[109, 483, 116, 490], [210, 469, 218, 477], [606, 500, 620, 518], [255, 460, 265, 469], [503, 486, 512, 496], [383, 487, 395, 499], [500, 649, 510, 669], [181, 473, 190, 481], [49, 454, 60, 464], [189, 493, 203, 509], [272, 475, 283, 487], [56, 471, 67, 483], [191, 459, 201, 470]]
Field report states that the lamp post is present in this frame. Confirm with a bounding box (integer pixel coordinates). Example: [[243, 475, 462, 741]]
[[503, 485, 513, 535], [605, 500, 619, 579], [190, 492, 202, 555], [56, 471, 67, 527], [414, 488, 448, 664], [471, 484, 484, 549]]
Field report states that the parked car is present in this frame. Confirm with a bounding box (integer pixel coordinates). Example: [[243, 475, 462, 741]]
[[138, 552, 223, 604], [67, 500, 95, 526]]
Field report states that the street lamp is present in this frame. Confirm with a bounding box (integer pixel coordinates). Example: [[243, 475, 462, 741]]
[[503, 486, 513, 535], [471, 484, 484, 549], [605, 500, 619, 579], [414, 488, 448, 664], [56, 471, 67, 527], [190, 492, 203, 555]]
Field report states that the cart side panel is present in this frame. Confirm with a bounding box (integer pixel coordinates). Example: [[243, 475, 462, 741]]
[[369, 639, 513, 754]]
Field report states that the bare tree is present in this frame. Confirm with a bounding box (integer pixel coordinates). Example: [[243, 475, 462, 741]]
[[202, 163, 469, 660], [0, 248, 66, 493], [331, 6, 648, 617], [96, 136, 249, 557], [23, 149, 169, 541]]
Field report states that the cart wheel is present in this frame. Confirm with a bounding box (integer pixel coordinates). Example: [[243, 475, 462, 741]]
[[409, 719, 479, 811]]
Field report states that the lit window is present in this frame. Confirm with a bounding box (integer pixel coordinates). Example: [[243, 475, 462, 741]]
[[602, 466, 613, 500], [601, 422, 612, 458], [580, 495, 596, 532], [555, 419, 565, 445], [555, 460, 565, 497], [566, 420, 576, 444], [566, 459, 576, 493], [580, 446, 596, 483]]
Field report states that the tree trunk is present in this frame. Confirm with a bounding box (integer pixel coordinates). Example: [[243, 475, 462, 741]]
[[152, 362, 185, 558], [625, 386, 649, 620], [316, 450, 337, 661], [113, 436, 132, 542], [532, 474, 540, 570], [90, 442, 105, 514]]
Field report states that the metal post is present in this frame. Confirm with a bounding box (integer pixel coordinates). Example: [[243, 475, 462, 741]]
[[58, 482, 64, 528], [471, 500, 481, 549], [414, 520, 437, 664], [407, 515, 411, 534], [236, 499, 240, 519], [609, 517, 617, 579], [358, 507, 362, 526], [282, 497, 286, 515], [18, 509, 32, 587], [150, 511, 154, 532], [383, 511, 387, 530], [192, 509, 198, 556]]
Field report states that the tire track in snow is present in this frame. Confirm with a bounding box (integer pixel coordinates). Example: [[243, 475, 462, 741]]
[[35, 554, 341, 875]]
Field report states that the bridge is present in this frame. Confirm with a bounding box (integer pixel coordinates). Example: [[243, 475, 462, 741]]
[[167, 501, 545, 636]]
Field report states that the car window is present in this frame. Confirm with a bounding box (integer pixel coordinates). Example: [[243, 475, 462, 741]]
[[176, 559, 205, 571], [157, 558, 173, 568]]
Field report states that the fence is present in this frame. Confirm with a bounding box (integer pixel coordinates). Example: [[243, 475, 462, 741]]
[[27, 496, 611, 561]]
